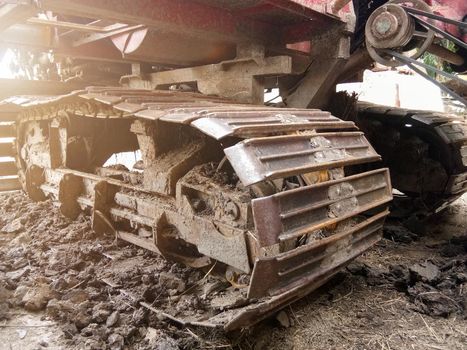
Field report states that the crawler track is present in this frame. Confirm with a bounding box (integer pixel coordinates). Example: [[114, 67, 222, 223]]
[[0, 88, 392, 329], [356, 103, 467, 217]]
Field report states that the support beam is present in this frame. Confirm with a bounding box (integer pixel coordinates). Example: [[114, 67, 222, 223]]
[[0, 0, 353, 68], [0, 78, 88, 101], [38, 0, 278, 44], [285, 57, 347, 109], [72, 24, 143, 47], [124, 49, 293, 104], [0, 3, 36, 32], [0, 0, 353, 67], [0, 22, 137, 63], [282, 28, 351, 109], [37, 0, 346, 46], [27, 17, 111, 33], [264, 0, 335, 22]]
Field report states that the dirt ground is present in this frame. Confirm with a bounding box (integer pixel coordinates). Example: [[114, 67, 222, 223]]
[[0, 192, 466, 350]]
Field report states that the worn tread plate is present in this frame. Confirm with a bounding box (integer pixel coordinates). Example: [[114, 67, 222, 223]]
[[192, 118, 356, 139], [0, 103, 22, 121], [411, 113, 463, 125], [0, 123, 15, 138], [158, 106, 288, 124], [190, 110, 356, 139], [225, 132, 381, 186], [251, 168, 392, 246], [248, 210, 388, 298], [0, 140, 14, 157], [0, 176, 21, 191], [0, 159, 18, 176]]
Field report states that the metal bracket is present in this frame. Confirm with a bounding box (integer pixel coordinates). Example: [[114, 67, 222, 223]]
[[123, 44, 293, 104]]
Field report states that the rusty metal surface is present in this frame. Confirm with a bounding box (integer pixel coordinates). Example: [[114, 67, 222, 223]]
[[225, 132, 381, 186], [113, 95, 229, 112], [0, 177, 20, 192], [138, 53, 294, 104], [191, 110, 356, 140], [0, 3, 36, 32], [0, 103, 22, 121], [158, 107, 280, 124], [80, 88, 234, 117], [0, 0, 349, 67], [79, 88, 154, 102], [248, 210, 388, 298], [5, 88, 394, 330], [0, 140, 14, 157], [0, 123, 15, 138], [251, 169, 392, 246], [72, 90, 362, 141], [1, 92, 82, 109], [0, 160, 17, 176]]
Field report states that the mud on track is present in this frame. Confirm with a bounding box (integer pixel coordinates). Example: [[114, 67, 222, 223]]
[[0, 192, 466, 350]]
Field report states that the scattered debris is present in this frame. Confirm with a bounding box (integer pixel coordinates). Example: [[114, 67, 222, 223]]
[[348, 228, 467, 319], [1, 218, 24, 234], [409, 261, 440, 284], [106, 311, 120, 328], [383, 223, 418, 243], [22, 284, 56, 312], [144, 328, 179, 350], [0, 191, 466, 349], [17, 329, 27, 339], [108, 333, 124, 350]]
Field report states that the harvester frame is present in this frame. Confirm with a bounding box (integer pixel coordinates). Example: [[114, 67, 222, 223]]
[[0, 0, 465, 330]]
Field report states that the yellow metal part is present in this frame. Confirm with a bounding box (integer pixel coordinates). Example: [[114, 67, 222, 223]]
[[302, 170, 329, 185]]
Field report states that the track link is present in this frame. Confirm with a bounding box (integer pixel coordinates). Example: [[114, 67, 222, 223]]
[[0, 104, 21, 191], [0, 88, 392, 330], [356, 102, 467, 217]]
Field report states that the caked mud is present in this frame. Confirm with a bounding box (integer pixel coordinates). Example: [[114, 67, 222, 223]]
[[0, 192, 466, 350]]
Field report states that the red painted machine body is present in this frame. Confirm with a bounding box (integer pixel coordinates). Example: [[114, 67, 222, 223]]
[[0, 0, 354, 66], [98, 0, 354, 65], [0, 0, 465, 66], [431, 0, 467, 42]]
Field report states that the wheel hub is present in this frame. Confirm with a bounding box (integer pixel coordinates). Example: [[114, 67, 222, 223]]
[[365, 0, 435, 67], [366, 4, 414, 49]]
